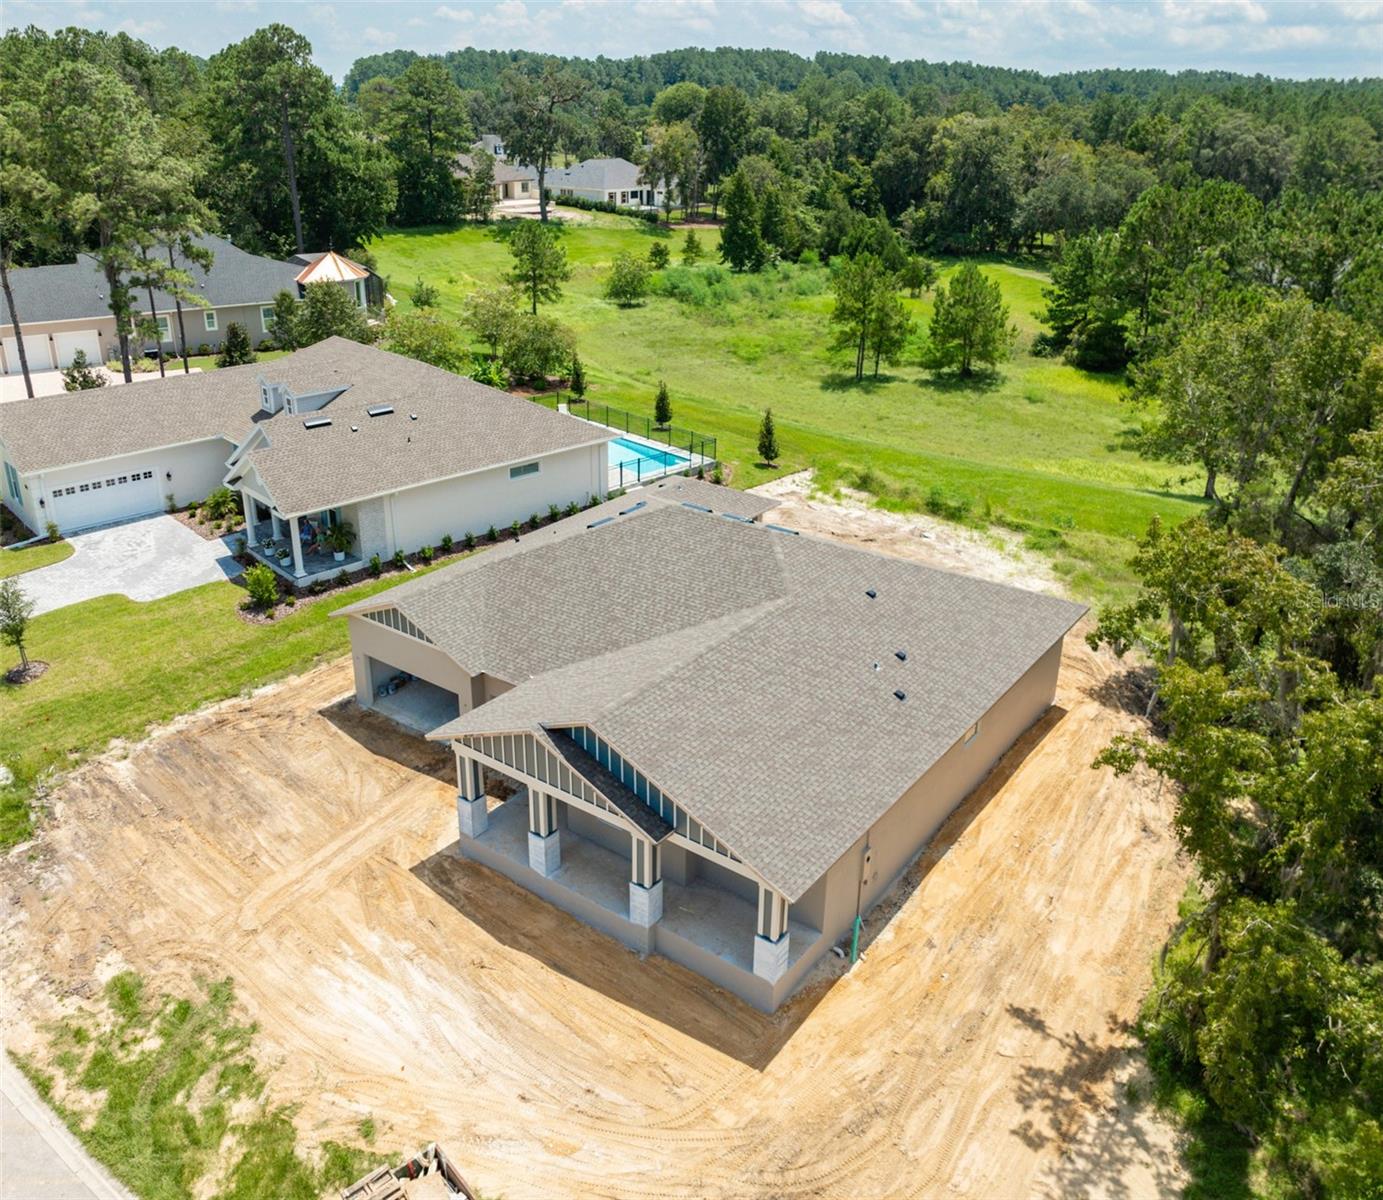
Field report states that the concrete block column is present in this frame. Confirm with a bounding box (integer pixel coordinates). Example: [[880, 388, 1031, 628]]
[[629, 835, 663, 928], [752, 882, 790, 984], [455, 750, 488, 839], [527, 789, 560, 877]]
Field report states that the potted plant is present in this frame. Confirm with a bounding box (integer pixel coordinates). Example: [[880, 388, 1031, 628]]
[[325, 520, 356, 562]]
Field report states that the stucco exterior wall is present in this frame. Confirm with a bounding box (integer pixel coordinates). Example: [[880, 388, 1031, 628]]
[[383, 443, 606, 557], [346, 613, 478, 709], [354, 497, 389, 562], [1, 315, 119, 372]]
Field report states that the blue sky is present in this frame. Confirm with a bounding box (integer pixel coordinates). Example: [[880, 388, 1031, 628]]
[[11, 1, 1382, 81]]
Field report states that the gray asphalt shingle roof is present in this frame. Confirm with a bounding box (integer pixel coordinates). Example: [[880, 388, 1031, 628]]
[[549, 157, 645, 192], [0, 340, 611, 508], [1, 234, 301, 327], [344, 499, 1086, 899]]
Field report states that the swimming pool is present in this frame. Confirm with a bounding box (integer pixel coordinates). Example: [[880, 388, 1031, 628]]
[[607, 436, 690, 484]]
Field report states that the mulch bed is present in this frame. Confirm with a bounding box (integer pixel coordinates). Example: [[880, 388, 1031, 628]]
[[171, 508, 245, 543], [5, 660, 49, 685]]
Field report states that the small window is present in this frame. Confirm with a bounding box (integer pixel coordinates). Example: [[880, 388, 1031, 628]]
[[117, 475, 128, 485], [260, 306, 276, 332], [204, 310, 218, 331], [156, 315, 171, 340], [963, 721, 980, 745], [3, 461, 19, 501], [509, 461, 540, 480], [79, 483, 90, 492], [105, 478, 115, 487], [144, 470, 153, 480]]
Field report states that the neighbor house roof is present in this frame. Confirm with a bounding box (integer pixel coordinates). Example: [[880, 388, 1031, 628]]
[[293, 251, 369, 286], [0, 234, 301, 328], [454, 153, 536, 186], [0, 340, 609, 499], [549, 157, 646, 192], [229, 342, 611, 515], [632, 475, 779, 520], [339, 499, 1086, 900]]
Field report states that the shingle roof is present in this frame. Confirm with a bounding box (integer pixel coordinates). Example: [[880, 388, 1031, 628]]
[[0, 234, 301, 327], [549, 157, 645, 192], [633, 476, 779, 520], [341, 500, 1086, 899], [0, 340, 611, 500], [454, 153, 536, 186], [234, 344, 611, 515]]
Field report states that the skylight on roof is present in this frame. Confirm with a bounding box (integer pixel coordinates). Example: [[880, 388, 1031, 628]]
[[366, 404, 394, 417], [303, 417, 331, 429], [618, 500, 647, 516]]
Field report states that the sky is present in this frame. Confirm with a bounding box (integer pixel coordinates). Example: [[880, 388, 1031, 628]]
[[9, 0, 1382, 82]]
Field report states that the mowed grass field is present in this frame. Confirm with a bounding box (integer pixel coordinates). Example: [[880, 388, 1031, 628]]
[[371, 212, 1204, 603]]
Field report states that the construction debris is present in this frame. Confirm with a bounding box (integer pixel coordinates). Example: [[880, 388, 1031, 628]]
[[341, 1143, 476, 1200]]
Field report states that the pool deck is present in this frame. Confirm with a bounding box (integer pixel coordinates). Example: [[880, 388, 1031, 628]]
[[558, 409, 716, 490]]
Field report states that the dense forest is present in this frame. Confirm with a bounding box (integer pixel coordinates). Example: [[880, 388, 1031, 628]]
[[3, 25, 1381, 1197]]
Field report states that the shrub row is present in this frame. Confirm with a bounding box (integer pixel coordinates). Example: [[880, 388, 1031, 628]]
[[546, 192, 661, 225]]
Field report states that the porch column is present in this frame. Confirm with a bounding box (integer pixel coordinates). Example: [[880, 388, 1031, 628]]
[[628, 836, 663, 927], [241, 490, 257, 547], [752, 883, 790, 984], [455, 747, 487, 839], [288, 514, 306, 578], [527, 789, 560, 877], [270, 511, 282, 540]]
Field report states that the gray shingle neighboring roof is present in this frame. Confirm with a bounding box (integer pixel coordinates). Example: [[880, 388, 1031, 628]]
[[633, 476, 779, 520], [346, 500, 1086, 899], [549, 157, 645, 192], [1, 234, 301, 327]]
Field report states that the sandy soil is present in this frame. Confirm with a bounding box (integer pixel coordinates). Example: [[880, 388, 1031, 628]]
[[0, 508, 1188, 1199]]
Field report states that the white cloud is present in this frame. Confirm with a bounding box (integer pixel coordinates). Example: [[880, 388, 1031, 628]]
[[115, 16, 163, 37], [434, 4, 473, 22], [361, 26, 399, 46], [797, 0, 856, 27]]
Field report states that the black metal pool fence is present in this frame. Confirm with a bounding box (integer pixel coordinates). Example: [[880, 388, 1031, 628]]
[[536, 396, 718, 470]]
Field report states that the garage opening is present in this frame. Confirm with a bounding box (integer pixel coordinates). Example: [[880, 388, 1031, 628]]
[[366, 657, 460, 735]]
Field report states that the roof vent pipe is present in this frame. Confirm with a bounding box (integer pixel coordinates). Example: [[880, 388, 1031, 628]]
[[894, 690, 906, 702], [895, 650, 907, 662], [865, 588, 877, 599]]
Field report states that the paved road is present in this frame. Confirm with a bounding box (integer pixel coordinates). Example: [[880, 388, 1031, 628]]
[[11, 515, 242, 616], [1, 1054, 135, 1200]]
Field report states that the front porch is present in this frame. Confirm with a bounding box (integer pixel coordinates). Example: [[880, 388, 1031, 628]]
[[450, 743, 821, 1010], [242, 506, 364, 586]]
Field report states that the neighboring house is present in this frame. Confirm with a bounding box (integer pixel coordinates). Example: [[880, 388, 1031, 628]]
[[454, 152, 538, 201], [0, 236, 379, 374], [548, 157, 665, 208], [286, 250, 387, 309], [476, 132, 506, 160], [336, 493, 1086, 1011], [0, 339, 611, 556]]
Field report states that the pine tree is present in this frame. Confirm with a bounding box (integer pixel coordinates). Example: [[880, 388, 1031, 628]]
[[569, 352, 587, 402], [921, 262, 1016, 376], [216, 321, 257, 367], [682, 229, 703, 265], [757, 408, 779, 466], [719, 169, 766, 273], [654, 380, 672, 428]]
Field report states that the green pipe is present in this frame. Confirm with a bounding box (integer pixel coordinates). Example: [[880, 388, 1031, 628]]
[[850, 915, 862, 964]]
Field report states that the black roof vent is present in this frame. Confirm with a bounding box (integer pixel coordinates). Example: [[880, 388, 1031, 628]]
[[303, 416, 331, 429], [409, 413, 418, 420], [894, 690, 907, 702], [366, 404, 394, 417], [618, 500, 647, 516], [865, 588, 877, 599], [895, 650, 907, 662], [587, 516, 614, 529]]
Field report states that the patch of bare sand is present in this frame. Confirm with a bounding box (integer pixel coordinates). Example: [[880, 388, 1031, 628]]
[[751, 470, 1061, 595], [1, 514, 1187, 1199]]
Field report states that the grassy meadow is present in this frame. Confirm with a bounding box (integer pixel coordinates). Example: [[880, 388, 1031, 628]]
[[370, 212, 1205, 604]]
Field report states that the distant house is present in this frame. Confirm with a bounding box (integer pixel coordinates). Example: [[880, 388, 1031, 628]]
[[476, 132, 506, 160], [548, 157, 666, 209], [453, 150, 538, 202], [0, 339, 611, 559], [0, 235, 380, 374]]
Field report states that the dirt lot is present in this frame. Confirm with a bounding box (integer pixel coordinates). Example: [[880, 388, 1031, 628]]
[[1, 494, 1189, 1199]]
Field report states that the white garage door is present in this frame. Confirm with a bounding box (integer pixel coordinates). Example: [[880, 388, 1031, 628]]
[[53, 330, 102, 369], [3, 333, 53, 374], [49, 468, 162, 533]]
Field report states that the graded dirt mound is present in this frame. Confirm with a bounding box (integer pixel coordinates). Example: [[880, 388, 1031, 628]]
[[1, 510, 1187, 1199]]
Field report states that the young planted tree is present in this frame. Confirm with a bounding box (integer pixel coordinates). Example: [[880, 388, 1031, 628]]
[[899, 255, 938, 298], [506, 222, 571, 315], [61, 350, 107, 391], [269, 290, 301, 349], [758, 408, 779, 466], [648, 242, 670, 269], [719, 168, 766, 273], [410, 278, 440, 309], [654, 381, 672, 428], [0, 578, 35, 676], [682, 229, 703, 265], [569, 352, 587, 402], [216, 323, 257, 367], [499, 60, 586, 224], [869, 291, 915, 378], [921, 262, 1017, 376], [380, 309, 469, 373], [605, 253, 650, 307]]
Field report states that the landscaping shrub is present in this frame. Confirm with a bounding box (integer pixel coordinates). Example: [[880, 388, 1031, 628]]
[[564, 500, 579, 517], [510, 519, 521, 539], [216, 323, 256, 368], [419, 545, 434, 564], [392, 550, 405, 569], [462, 532, 475, 550], [545, 192, 659, 224], [605, 252, 651, 306], [202, 486, 240, 523], [410, 277, 440, 309], [648, 242, 670, 269], [44, 521, 60, 543], [243, 563, 278, 609], [486, 525, 498, 542], [924, 485, 974, 521], [369, 554, 381, 577], [61, 350, 107, 391], [440, 534, 453, 552], [547, 503, 561, 523]]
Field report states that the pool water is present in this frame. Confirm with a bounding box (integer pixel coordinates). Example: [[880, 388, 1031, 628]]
[[607, 436, 690, 481]]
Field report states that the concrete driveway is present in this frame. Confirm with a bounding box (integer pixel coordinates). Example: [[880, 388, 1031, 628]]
[[14, 514, 242, 616], [1, 366, 200, 402]]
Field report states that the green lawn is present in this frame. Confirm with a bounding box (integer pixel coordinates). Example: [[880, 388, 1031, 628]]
[[185, 348, 290, 373], [0, 539, 73, 579], [370, 216, 1203, 604], [0, 565, 440, 846]]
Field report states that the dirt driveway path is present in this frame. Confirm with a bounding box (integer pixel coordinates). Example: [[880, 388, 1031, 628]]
[[1, 519, 1188, 1199]]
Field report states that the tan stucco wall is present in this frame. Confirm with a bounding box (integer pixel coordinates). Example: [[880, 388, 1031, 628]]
[[347, 613, 479, 711]]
